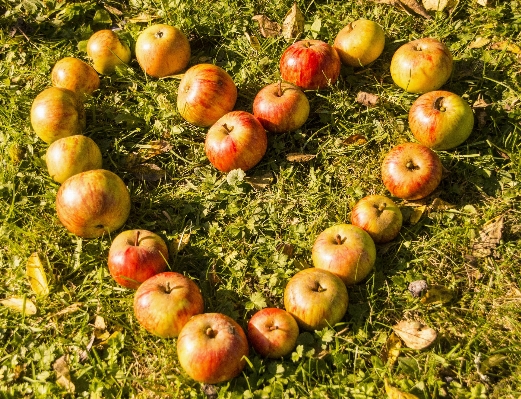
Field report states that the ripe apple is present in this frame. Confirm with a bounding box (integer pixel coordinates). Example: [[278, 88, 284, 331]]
[[86, 29, 131, 75], [390, 37, 453, 93], [279, 39, 341, 90], [351, 195, 403, 243], [135, 24, 191, 78], [205, 111, 267, 173], [177, 313, 249, 384], [409, 90, 474, 150], [177, 63, 237, 127], [45, 135, 103, 184], [247, 308, 300, 358], [284, 268, 348, 331], [133, 272, 204, 337], [252, 81, 310, 133], [30, 87, 86, 144], [381, 142, 443, 200], [56, 169, 131, 238], [333, 19, 385, 67], [108, 229, 169, 289], [311, 224, 376, 286], [51, 57, 100, 97]]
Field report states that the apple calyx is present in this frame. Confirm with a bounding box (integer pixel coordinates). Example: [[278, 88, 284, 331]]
[[222, 123, 234, 134], [206, 327, 217, 338], [155, 31, 164, 39], [312, 281, 326, 293], [375, 202, 387, 213], [406, 160, 420, 171], [269, 325, 279, 331], [304, 41, 312, 48], [335, 234, 345, 245], [434, 96, 446, 112]]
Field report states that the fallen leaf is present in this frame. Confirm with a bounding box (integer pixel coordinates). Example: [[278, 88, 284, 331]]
[[491, 41, 521, 54], [409, 205, 426, 225], [127, 13, 160, 23], [481, 354, 507, 373], [129, 163, 166, 181], [26, 252, 49, 296], [0, 297, 37, 315], [244, 32, 261, 52], [342, 134, 368, 146], [282, 3, 305, 39], [293, 258, 311, 270], [408, 280, 428, 298], [430, 198, 455, 212], [469, 37, 491, 49], [286, 153, 316, 162], [420, 285, 454, 305], [393, 320, 437, 350], [104, 5, 123, 16], [125, 140, 173, 167], [385, 378, 420, 399], [380, 332, 402, 365], [94, 315, 106, 331], [477, 0, 489, 5], [356, 91, 380, 107], [276, 242, 295, 257], [473, 97, 490, 108], [171, 233, 190, 255], [472, 215, 504, 257], [52, 303, 83, 317], [371, 0, 431, 19], [422, 0, 456, 11], [53, 355, 75, 393], [252, 15, 281, 38], [244, 172, 275, 190], [96, 329, 123, 348]]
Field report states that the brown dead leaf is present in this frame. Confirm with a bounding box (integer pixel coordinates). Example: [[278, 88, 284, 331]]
[[384, 379, 420, 399], [127, 13, 160, 23], [53, 303, 83, 317], [491, 41, 521, 54], [356, 91, 380, 107], [342, 134, 368, 146], [282, 3, 305, 39], [1, 297, 37, 315], [473, 97, 490, 108], [129, 163, 166, 181], [420, 285, 454, 305], [104, 5, 123, 16], [430, 198, 455, 212], [469, 37, 491, 49], [393, 320, 437, 350], [371, 0, 431, 19], [244, 172, 275, 190], [276, 242, 295, 257], [53, 355, 75, 393], [252, 15, 281, 38], [422, 0, 456, 11], [26, 252, 49, 296], [472, 215, 504, 257], [380, 332, 402, 365], [286, 153, 316, 162], [125, 140, 173, 167], [409, 205, 426, 225], [244, 32, 261, 52]]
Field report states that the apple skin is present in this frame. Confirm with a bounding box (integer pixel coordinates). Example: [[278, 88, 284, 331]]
[[51, 57, 100, 97], [30, 87, 86, 144], [390, 38, 453, 93], [284, 268, 349, 331], [205, 111, 267, 173], [409, 90, 474, 150], [333, 19, 385, 67], [252, 81, 310, 133], [86, 29, 131, 75], [351, 195, 403, 244], [108, 229, 169, 289], [311, 224, 376, 286], [133, 272, 204, 338], [177, 64, 237, 127], [135, 24, 191, 78], [56, 169, 131, 238], [247, 308, 300, 358], [177, 313, 249, 384], [45, 135, 103, 184], [381, 142, 443, 200], [279, 40, 341, 90]]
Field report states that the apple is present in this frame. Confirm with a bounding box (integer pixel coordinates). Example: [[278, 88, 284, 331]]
[[311, 224, 376, 286], [284, 268, 348, 331], [252, 81, 310, 133], [247, 308, 300, 358], [177, 63, 237, 127], [279, 39, 341, 90], [381, 142, 443, 200], [56, 169, 131, 238], [333, 19, 385, 67], [108, 229, 169, 289], [51, 57, 100, 97], [133, 272, 204, 338], [135, 24, 191, 78], [177, 313, 249, 384], [390, 37, 453, 93], [86, 29, 131, 75], [205, 110, 267, 173], [351, 195, 403, 243], [45, 135, 103, 184], [30, 87, 86, 144], [409, 90, 474, 150]]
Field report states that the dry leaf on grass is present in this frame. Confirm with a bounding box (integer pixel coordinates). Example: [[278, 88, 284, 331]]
[[409, 205, 426, 225], [472, 215, 504, 257], [124, 140, 173, 167], [127, 13, 159, 23], [244, 172, 275, 190], [380, 332, 402, 365], [286, 153, 316, 162], [53, 302, 83, 317], [469, 37, 491, 49], [53, 355, 75, 393], [0, 297, 37, 315], [420, 285, 454, 305], [371, 0, 431, 19], [129, 163, 166, 181], [384, 379, 420, 399], [244, 32, 261, 52], [252, 15, 281, 38], [430, 198, 455, 211], [491, 41, 521, 54], [422, 0, 456, 11], [356, 91, 380, 107], [342, 134, 368, 146], [26, 252, 49, 296], [393, 320, 437, 349], [282, 3, 305, 39]]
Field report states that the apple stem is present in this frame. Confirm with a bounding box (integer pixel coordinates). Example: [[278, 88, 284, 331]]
[[378, 203, 387, 212], [434, 97, 446, 112], [206, 327, 216, 338], [304, 41, 311, 48], [164, 281, 172, 294], [315, 283, 326, 293], [277, 80, 283, 97], [222, 123, 234, 134], [335, 234, 342, 245], [135, 230, 140, 247]]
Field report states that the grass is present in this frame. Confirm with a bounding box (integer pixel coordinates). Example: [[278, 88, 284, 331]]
[[1, 0, 520, 397]]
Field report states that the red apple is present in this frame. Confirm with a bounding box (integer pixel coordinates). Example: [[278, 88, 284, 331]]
[[381, 142, 443, 200], [351, 195, 403, 243], [333, 19, 385, 67], [252, 81, 310, 133], [177, 64, 237, 127], [390, 37, 453, 93], [133, 272, 204, 338], [311, 224, 376, 286], [409, 90, 474, 150], [279, 40, 341, 90], [247, 308, 299, 358], [46, 135, 103, 184], [205, 111, 267, 173], [51, 57, 100, 97], [108, 229, 169, 289], [30, 87, 86, 144], [177, 313, 249, 384], [86, 29, 131, 75], [284, 268, 348, 331], [135, 24, 191, 78], [56, 169, 131, 238]]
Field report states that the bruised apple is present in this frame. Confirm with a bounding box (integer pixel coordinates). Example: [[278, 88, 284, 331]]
[[351, 195, 403, 243], [51, 57, 100, 97]]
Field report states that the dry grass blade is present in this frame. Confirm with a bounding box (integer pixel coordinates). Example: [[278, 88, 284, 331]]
[[286, 153, 316, 162]]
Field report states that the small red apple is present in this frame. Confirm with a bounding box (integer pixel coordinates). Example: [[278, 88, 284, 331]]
[[86, 29, 131, 75], [351, 195, 403, 243], [333, 19, 385, 67], [51, 57, 100, 97]]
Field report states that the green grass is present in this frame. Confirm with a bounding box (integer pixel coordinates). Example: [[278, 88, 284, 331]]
[[1, 0, 521, 397]]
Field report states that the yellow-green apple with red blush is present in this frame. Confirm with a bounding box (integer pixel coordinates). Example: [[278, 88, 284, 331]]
[[56, 169, 131, 238], [252, 81, 310, 133], [51, 57, 100, 97], [311, 224, 376, 286], [135, 24, 190, 78], [381, 142, 443, 200], [177, 64, 237, 127], [133, 272, 204, 337], [247, 308, 300, 358], [46, 135, 103, 183], [351, 195, 403, 243], [177, 313, 249, 384], [333, 19, 385, 67], [87, 29, 131, 75], [390, 37, 453, 93], [108, 229, 169, 289]]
